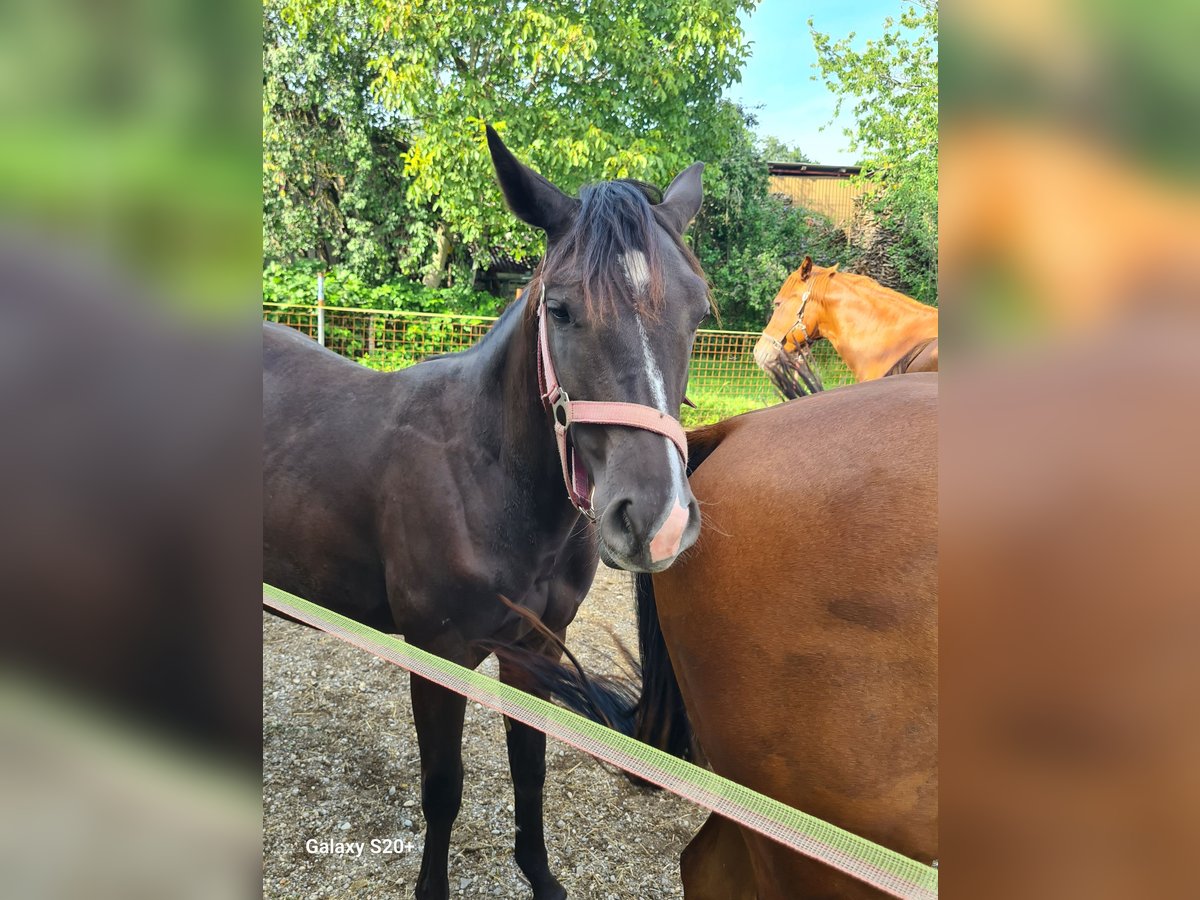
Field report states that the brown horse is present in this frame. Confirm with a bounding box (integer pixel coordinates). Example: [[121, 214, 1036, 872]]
[[754, 257, 938, 396], [511, 374, 938, 898], [264, 126, 710, 900]]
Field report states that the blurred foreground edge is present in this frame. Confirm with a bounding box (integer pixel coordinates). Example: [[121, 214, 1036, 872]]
[[0, 232, 261, 900], [941, 317, 1200, 899], [940, 106, 1200, 899]]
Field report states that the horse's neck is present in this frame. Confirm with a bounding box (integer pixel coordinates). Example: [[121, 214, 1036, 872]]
[[816, 285, 937, 380], [461, 301, 578, 530]]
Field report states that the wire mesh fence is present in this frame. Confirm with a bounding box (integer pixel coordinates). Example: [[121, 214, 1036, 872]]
[[263, 303, 854, 424]]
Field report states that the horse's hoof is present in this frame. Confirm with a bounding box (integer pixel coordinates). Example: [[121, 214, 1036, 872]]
[[413, 877, 449, 900], [531, 883, 566, 900], [517, 854, 566, 900]]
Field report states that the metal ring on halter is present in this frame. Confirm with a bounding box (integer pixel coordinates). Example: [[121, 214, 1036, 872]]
[[790, 290, 820, 370], [551, 388, 571, 428]]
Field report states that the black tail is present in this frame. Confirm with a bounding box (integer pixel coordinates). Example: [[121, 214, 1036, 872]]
[[489, 573, 694, 762], [489, 421, 743, 763], [629, 572, 694, 757]]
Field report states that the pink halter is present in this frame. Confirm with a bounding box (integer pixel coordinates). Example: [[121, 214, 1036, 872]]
[[534, 283, 689, 518]]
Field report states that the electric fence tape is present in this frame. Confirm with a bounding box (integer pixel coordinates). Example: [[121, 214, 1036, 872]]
[[264, 583, 937, 899]]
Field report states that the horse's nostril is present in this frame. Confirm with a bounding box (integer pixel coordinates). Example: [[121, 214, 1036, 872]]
[[597, 498, 639, 564], [598, 494, 697, 571]]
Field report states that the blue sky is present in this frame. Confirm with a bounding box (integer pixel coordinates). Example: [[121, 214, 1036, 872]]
[[727, 0, 903, 165]]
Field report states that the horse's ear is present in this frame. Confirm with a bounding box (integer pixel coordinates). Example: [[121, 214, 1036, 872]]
[[655, 162, 705, 235], [799, 256, 813, 280], [486, 125, 578, 239]]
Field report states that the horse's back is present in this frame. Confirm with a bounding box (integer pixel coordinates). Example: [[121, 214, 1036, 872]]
[[262, 323, 398, 624], [691, 373, 936, 487], [263, 320, 379, 385], [262, 322, 393, 488], [661, 376, 937, 897]]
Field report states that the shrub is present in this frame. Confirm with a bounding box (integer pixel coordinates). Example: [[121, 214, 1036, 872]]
[[691, 112, 852, 332], [262, 262, 506, 316]]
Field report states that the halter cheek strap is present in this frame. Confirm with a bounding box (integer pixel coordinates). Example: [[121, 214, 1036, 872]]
[[781, 270, 834, 374], [762, 287, 813, 358], [535, 284, 689, 518]]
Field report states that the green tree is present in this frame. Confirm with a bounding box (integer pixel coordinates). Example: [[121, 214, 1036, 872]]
[[692, 105, 848, 330], [756, 135, 811, 163], [810, 1, 938, 302], [264, 1, 417, 283], [268, 0, 757, 288]]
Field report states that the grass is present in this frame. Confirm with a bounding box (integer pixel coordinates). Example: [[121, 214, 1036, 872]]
[[682, 390, 778, 427]]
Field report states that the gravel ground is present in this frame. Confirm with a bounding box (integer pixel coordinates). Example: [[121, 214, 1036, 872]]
[[263, 565, 706, 900]]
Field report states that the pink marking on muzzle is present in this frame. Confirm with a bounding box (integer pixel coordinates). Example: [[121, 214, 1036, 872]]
[[649, 501, 690, 564]]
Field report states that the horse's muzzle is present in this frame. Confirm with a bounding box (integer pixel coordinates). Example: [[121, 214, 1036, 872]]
[[753, 334, 783, 371], [597, 494, 700, 573], [753, 334, 824, 399]]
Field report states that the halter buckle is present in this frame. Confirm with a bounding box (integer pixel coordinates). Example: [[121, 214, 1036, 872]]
[[550, 388, 571, 429]]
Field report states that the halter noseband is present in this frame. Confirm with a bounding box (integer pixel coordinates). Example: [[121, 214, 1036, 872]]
[[534, 282, 689, 519]]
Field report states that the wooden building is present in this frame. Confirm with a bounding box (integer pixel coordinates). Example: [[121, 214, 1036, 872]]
[[767, 162, 865, 228]]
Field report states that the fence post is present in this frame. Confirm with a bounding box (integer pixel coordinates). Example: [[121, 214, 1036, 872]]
[[317, 271, 326, 346]]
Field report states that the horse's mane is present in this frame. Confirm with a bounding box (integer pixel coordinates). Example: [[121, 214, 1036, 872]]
[[816, 266, 936, 314], [532, 179, 709, 320]]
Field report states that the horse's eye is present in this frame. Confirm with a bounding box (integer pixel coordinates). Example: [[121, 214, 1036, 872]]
[[548, 304, 571, 323]]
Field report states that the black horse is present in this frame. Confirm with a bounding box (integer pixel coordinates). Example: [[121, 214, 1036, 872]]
[[263, 126, 709, 900]]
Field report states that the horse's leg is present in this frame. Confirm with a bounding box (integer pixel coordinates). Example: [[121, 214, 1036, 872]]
[[498, 635, 567, 900], [410, 666, 470, 900], [681, 813, 756, 900]]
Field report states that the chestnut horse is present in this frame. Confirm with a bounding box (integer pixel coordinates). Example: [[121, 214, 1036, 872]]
[[754, 257, 938, 398], [511, 374, 938, 898], [264, 126, 711, 900]]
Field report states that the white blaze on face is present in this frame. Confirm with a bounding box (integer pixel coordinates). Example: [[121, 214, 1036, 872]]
[[623, 248, 651, 294], [622, 250, 691, 524]]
